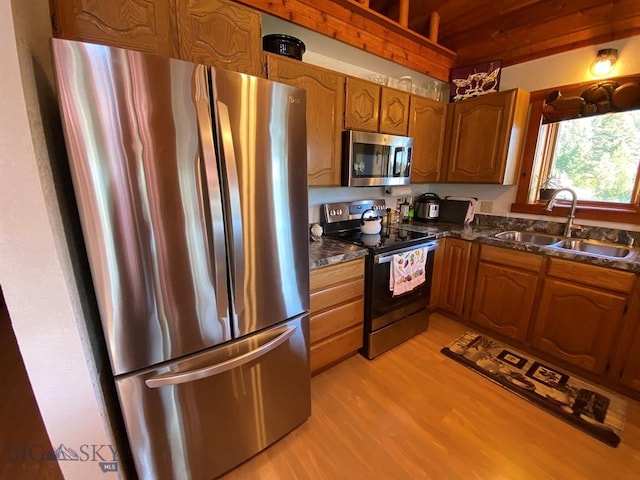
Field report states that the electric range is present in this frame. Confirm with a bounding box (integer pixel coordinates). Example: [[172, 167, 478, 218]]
[[320, 199, 439, 359]]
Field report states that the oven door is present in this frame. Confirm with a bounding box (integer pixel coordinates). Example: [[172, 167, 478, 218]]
[[369, 241, 437, 332]]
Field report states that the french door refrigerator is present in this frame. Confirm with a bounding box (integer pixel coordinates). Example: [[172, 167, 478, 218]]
[[51, 39, 310, 480]]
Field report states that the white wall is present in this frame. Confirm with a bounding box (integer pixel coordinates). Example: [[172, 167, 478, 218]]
[[0, 2, 122, 479], [262, 14, 447, 95]]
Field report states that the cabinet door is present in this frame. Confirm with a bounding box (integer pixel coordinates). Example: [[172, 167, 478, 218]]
[[621, 324, 640, 391], [176, 0, 263, 76], [51, 0, 178, 57], [344, 77, 380, 132], [531, 278, 626, 375], [446, 89, 528, 184], [380, 87, 410, 135], [266, 54, 345, 187], [408, 96, 446, 183], [471, 262, 538, 342], [438, 238, 471, 317]]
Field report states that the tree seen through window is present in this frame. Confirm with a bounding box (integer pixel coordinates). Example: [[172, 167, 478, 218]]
[[548, 110, 640, 203]]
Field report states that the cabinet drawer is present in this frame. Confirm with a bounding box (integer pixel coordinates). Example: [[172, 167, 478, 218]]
[[310, 258, 364, 292], [310, 325, 363, 374], [548, 258, 635, 293], [480, 244, 543, 272], [310, 278, 364, 314], [310, 298, 364, 344]]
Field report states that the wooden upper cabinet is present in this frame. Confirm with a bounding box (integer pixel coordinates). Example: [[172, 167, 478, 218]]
[[175, 0, 263, 76], [380, 87, 410, 135], [51, 0, 178, 57], [344, 77, 381, 132], [408, 95, 447, 183], [344, 78, 409, 135], [445, 88, 530, 184], [266, 54, 345, 187]]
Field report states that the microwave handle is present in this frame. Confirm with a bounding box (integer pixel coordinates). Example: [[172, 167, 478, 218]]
[[393, 147, 403, 176]]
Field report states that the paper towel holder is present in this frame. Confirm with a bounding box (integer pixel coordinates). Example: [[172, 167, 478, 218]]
[[385, 186, 412, 197]]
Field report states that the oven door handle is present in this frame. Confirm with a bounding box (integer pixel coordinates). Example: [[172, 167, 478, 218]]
[[374, 240, 438, 264]]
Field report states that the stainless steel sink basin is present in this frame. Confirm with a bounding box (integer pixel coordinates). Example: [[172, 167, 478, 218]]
[[494, 231, 635, 260], [493, 230, 563, 246], [551, 239, 633, 259]]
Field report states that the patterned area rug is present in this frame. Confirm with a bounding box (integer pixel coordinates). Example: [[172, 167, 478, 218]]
[[441, 331, 627, 447]]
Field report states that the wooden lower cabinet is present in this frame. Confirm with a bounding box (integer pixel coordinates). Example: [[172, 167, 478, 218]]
[[621, 324, 640, 391], [470, 245, 542, 342], [531, 259, 634, 375], [309, 258, 365, 374], [438, 238, 472, 317]]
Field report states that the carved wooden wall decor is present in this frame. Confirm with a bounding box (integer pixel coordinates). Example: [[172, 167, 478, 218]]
[[542, 80, 640, 124]]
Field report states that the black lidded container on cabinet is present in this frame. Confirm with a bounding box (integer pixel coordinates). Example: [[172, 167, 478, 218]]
[[263, 34, 306, 61]]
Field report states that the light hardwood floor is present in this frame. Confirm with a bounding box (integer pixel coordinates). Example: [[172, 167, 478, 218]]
[[222, 312, 640, 480], [0, 291, 63, 480]]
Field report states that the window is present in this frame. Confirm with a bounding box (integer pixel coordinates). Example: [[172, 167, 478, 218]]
[[512, 75, 640, 224], [542, 111, 640, 203]]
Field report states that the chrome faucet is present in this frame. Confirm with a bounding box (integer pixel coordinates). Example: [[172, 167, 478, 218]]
[[544, 188, 579, 237]]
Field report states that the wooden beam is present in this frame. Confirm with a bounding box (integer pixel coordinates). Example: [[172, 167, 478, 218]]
[[233, 0, 456, 81], [398, 0, 409, 28], [429, 12, 440, 44]]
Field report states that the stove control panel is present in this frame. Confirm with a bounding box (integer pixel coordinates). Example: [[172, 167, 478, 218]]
[[321, 199, 387, 224]]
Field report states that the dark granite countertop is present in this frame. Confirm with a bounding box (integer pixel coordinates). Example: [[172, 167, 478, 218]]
[[309, 236, 369, 270], [310, 221, 640, 274]]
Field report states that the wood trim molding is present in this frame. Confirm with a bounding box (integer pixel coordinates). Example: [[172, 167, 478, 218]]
[[234, 0, 457, 81]]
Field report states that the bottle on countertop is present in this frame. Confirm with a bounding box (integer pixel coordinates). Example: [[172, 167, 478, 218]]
[[400, 197, 410, 223]]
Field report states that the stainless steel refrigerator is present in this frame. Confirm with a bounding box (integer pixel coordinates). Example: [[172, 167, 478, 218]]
[[52, 39, 310, 480]]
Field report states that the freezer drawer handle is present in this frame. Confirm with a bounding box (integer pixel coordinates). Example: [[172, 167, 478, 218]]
[[144, 326, 297, 388]]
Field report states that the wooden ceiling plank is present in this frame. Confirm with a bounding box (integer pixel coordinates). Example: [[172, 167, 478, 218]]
[[440, 0, 623, 49], [466, 4, 639, 54], [456, 14, 640, 66], [434, 0, 543, 36]]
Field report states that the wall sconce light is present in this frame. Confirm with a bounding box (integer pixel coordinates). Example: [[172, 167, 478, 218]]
[[590, 48, 618, 76]]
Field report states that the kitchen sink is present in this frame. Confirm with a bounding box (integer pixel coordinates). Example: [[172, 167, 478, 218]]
[[493, 231, 635, 260], [550, 239, 633, 259], [493, 230, 563, 246]]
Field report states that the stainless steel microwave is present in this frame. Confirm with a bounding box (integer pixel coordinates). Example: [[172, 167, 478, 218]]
[[341, 130, 413, 187]]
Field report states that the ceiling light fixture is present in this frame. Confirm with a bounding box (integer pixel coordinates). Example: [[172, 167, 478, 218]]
[[590, 48, 618, 76]]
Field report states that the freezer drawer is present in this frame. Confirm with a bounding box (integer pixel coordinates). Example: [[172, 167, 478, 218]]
[[116, 315, 310, 480]]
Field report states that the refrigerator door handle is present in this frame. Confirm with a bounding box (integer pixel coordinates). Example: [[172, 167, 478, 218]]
[[216, 100, 245, 325], [195, 86, 229, 325], [144, 326, 297, 388]]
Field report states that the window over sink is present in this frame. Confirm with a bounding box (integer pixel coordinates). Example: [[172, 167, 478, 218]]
[[512, 74, 640, 224]]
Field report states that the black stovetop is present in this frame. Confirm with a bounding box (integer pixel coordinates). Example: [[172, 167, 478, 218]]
[[328, 225, 436, 254]]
